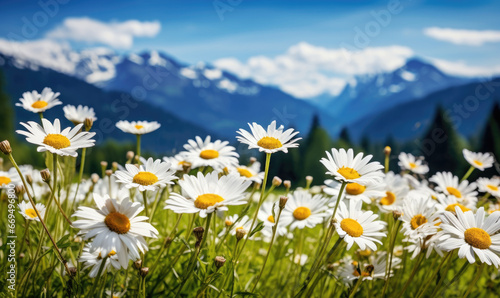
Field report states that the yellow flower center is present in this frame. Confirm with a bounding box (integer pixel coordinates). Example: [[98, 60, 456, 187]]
[[446, 187, 462, 198], [257, 136, 282, 150], [410, 214, 428, 230], [25, 208, 38, 218], [464, 227, 491, 249], [358, 249, 372, 257], [445, 203, 470, 213], [267, 215, 275, 223], [380, 191, 396, 205], [237, 167, 253, 178], [0, 176, 11, 185], [31, 100, 48, 109], [353, 269, 371, 277], [293, 207, 311, 220], [225, 219, 233, 226], [473, 160, 483, 166], [489, 209, 500, 214], [132, 171, 158, 186], [135, 125, 144, 129], [108, 250, 116, 256], [487, 184, 499, 191], [43, 134, 71, 149], [199, 149, 219, 160], [178, 161, 191, 166], [104, 212, 131, 234], [337, 166, 361, 180], [340, 218, 364, 237], [194, 193, 224, 209], [346, 183, 366, 195]]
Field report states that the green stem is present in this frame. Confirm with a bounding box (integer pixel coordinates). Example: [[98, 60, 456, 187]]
[[251, 206, 284, 292], [463, 263, 485, 298], [142, 191, 149, 217], [235, 153, 271, 260], [461, 165, 475, 182], [136, 134, 142, 164], [72, 147, 87, 203], [89, 257, 108, 297], [415, 251, 452, 298], [349, 274, 364, 298], [381, 220, 402, 296], [398, 252, 424, 297]]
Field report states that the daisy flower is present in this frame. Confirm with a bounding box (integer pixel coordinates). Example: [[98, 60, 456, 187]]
[[163, 153, 191, 172], [463, 149, 495, 171], [435, 193, 476, 214], [79, 243, 124, 277], [72, 193, 159, 261], [404, 232, 444, 259], [16, 87, 61, 113], [183, 136, 239, 171], [377, 172, 409, 213], [116, 120, 160, 135], [18, 201, 45, 221], [280, 190, 330, 230], [230, 161, 265, 184], [236, 120, 301, 154], [476, 177, 500, 197], [258, 201, 288, 236], [320, 148, 384, 185], [398, 152, 429, 175], [430, 172, 478, 204], [324, 179, 386, 205], [114, 158, 177, 192], [16, 118, 96, 157], [339, 253, 400, 285], [400, 195, 440, 239], [335, 199, 386, 250], [438, 207, 500, 267], [165, 172, 251, 218], [487, 202, 500, 214], [63, 105, 97, 124], [0, 168, 21, 187]]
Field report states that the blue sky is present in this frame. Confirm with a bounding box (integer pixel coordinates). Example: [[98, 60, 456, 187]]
[[1, 0, 500, 98]]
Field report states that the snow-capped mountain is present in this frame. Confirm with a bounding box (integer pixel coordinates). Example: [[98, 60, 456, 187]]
[[321, 58, 472, 127], [0, 46, 339, 139]]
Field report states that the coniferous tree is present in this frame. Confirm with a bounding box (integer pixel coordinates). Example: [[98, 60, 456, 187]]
[[0, 70, 14, 140], [479, 103, 500, 177], [301, 115, 333, 186], [418, 106, 468, 175]]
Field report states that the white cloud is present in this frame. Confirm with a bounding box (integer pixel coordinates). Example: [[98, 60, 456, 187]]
[[46, 17, 161, 49], [213, 42, 414, 98], [430, 58, 500, 77], [423, 27, 500, 46]]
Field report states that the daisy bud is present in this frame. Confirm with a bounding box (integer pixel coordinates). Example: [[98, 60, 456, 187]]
[[214, 256, 226, 269], [140, 267, 149, 277], [134, 259, 142, 270], [84, 118, 94, 131], [249, 157, 257, 165], [193, 227, 205, 243], [100, 161, 108, 168], [283, 180, 291, 190], [40, 169, 51, 183], [19, 253, 25, 259], [279, 196, 288, 209], [105, 169, 113, 177], [272, 176, 282, 187], [91, 173, 99, 184], [164, 237, 173, 248], [0, 140, 12, 155], [26, 174, 33, 186], [126, 151, 135, 161], [305, 176, 313, 189], [326, 263, 335, 271], [68, 266, 78, 277], [384, 146, 391, 156], [365, 264, 375, 275], [15, 185, 25, 197], [392, 210, 403, 220], [236, 228, 247, 241], [182, 162, 192, 172], [73, 236, 82, 243]]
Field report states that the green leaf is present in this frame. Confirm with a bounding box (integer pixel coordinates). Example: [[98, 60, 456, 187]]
[[234, 291, 258, 297], [249, 222, 264, 238]]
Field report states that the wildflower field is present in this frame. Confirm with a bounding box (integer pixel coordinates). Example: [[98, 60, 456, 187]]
[[2, 87, 500, 298]]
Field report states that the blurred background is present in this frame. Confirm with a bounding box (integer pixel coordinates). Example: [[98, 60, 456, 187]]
[[0, 0, 499, 183]]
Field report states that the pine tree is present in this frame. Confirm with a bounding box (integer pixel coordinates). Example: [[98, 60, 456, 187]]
[[0, 70, 14, 140], [300, 115, 332, 186], [479, 103, 500, 177], [418, 106, 468, 175]]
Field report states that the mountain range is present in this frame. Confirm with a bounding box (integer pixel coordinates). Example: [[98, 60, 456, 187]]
[[0, 46, 498, 151]]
